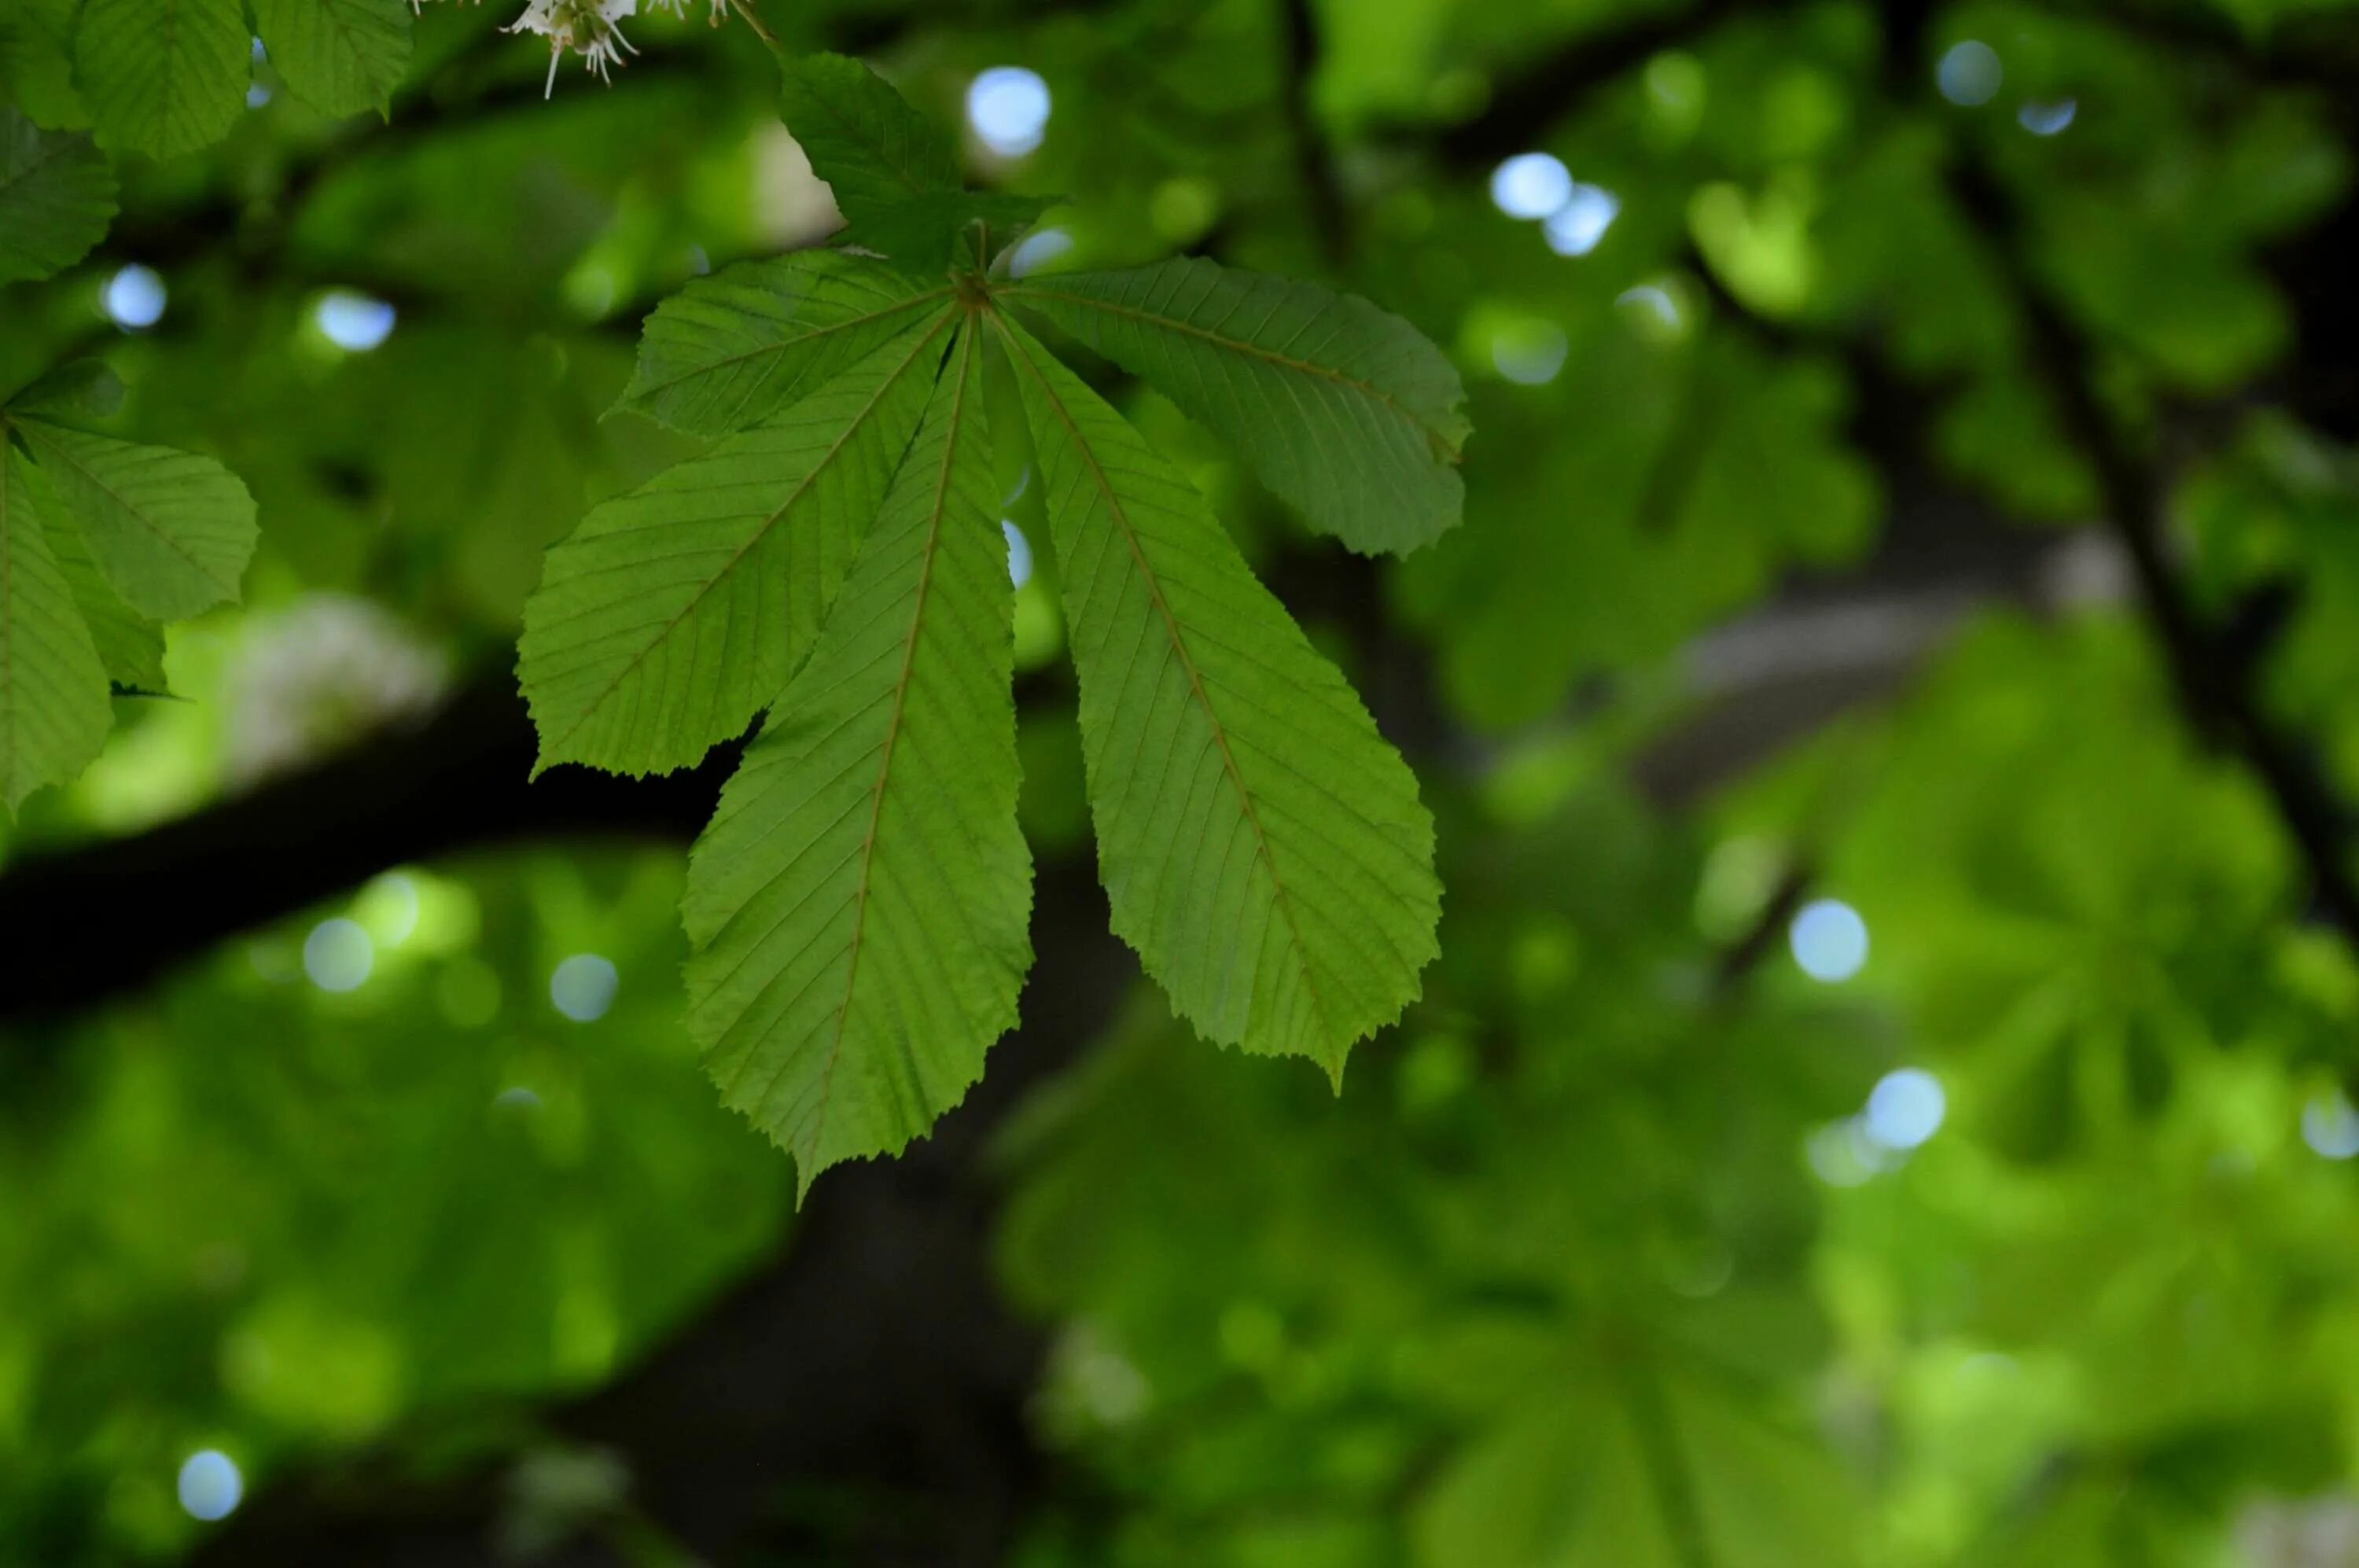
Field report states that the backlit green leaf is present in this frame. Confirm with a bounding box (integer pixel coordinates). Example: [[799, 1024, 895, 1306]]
[[1006, 256, 1470, 555], [995, 313, 1439, 1078], [615, 251, 953, 436], [15, 418, 258, 620], [777, 51, 959, 223], [252, 0, 411, 120], [0, 445, 110, 814], [682, 322, 1032, 1191], [73, 0, 248, 159], [521, 308, 956, 777], [0, 109, 116, 285]]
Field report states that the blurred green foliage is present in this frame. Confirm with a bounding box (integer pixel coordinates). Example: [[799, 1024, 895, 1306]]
[[8, 0, 2359, 1562]]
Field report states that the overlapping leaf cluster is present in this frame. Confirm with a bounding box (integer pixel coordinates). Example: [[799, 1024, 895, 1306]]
[[520, 53, 1467, 1191], [0, 366, 257, 813]]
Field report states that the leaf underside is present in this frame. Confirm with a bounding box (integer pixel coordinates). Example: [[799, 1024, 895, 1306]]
[[681, 322, 1033, 1192], [775, 51, 961, 223], [521, 310, 958, 778], [1007, 255, 1470, 556], [995, 314, 1441, 1077], [614, 252, 953, 437]]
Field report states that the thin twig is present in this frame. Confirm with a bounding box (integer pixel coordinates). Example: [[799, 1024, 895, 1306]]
[[727, 0, 779, 50]]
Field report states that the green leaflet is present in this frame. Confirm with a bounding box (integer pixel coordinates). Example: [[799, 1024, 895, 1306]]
[[681, 322, 1032, 1192], [0, 109, 116, 285], [777, 52, 960, 224], [251, 0, 411, 120], [1004, 256, 1470, 556], [0, 446, 111, 815], [41, 471, 167, 694], [614, 251, 953, 436], [15, 418, 258, 620], [993, 314, 1439, 1079], [521, 308, 957, 778], [74, 0, 248, 160]]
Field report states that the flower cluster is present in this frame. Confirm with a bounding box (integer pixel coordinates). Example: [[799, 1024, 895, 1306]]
[[412, 0, 735, 97]]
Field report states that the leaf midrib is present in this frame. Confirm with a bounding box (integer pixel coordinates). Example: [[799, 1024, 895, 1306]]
[[1003, 282, 1466, 462], [536, 307, 958, 769], [989, 310, 1341, 1058], [802, 320, 980, 1154], [628, 287, 951, 407]]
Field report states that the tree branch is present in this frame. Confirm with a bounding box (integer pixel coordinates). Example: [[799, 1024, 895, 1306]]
[[1945, 154, 2359, 945]]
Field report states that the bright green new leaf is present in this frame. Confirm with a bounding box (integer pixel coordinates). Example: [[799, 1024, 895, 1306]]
[[777, 52, 960, 223], [1005, 256, 1470, 555], [73, 0, 248, 159], [0, 446, 111, 814], [252, 0, 412, 120], [521, 309, 956, 778], [994, 315, 1438, 1079], [681, 323, 1032, 1191], [615, 251, 953, 436], [15, 419, 258, 620], [0, 109, 116, 285]]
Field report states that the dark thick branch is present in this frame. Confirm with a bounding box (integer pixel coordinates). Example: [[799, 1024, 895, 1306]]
[[0, 679, 730, 1029], [1947, 156, 2359, 944]]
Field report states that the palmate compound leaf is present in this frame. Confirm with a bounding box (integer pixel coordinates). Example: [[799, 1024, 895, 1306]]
[[250, 0, 412, 120], [0, 445, 111, 815], [0, 109, 117, 287], [614, 251, 955, 437], [520, 307, 959, 777], [992, 314, 1440, 1079], [72, 0, 248, 160], [681, 321, 1032, 1191], [14, 418, 259, 620], [1004, 256, 1471, 556]]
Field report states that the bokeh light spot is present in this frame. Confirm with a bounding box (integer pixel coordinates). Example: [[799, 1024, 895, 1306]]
[[1789, 898, 1868, 982], [1864, 1068, 1946, 1150], [303, 918, 374, 992], [1003, 521, 1033, 588], [968, 66, 1050, 156], [2018, 98, 2077, 136], [1544, 184, 1619, 256], [1489, 153, 1572, 219], [316, 290, 398, 352], [550, 954, 619, 1022], [1492, 322, 1568, 385], [1937, 41, 2003, 106], [105, 265, 167, 329], [2302, 1090, 2359, 1159], [1006, 226, 1072, 278], [178, 1450, 243, 1521]]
